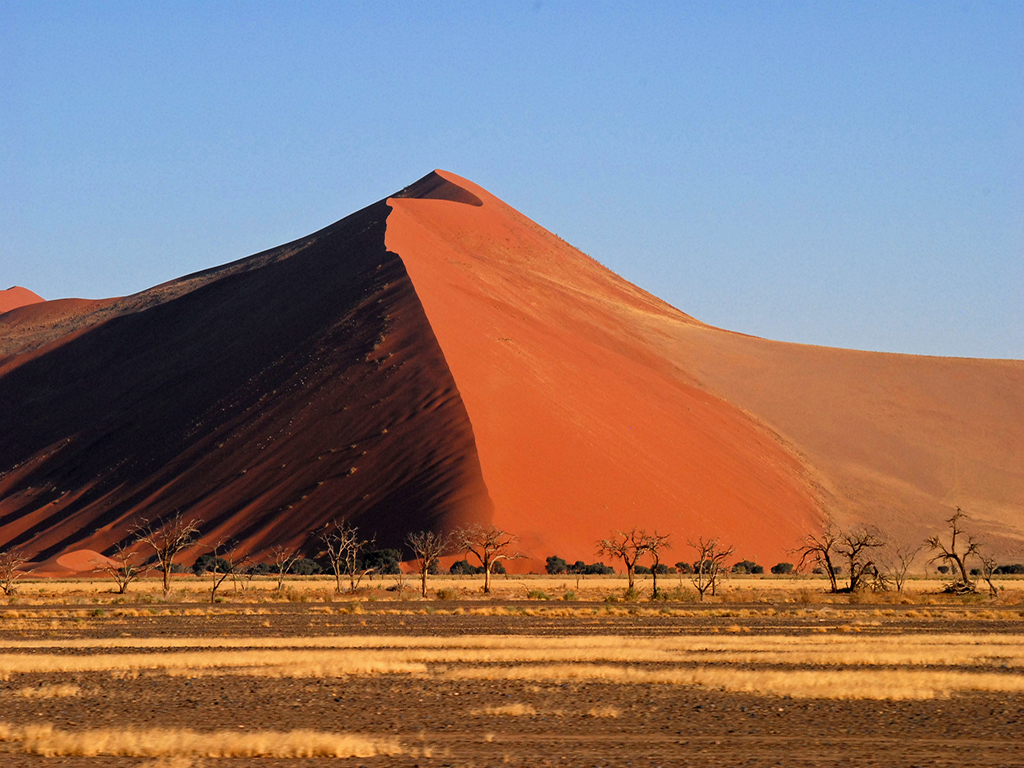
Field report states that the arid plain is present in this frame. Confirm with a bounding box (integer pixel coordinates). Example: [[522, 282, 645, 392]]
[[0, 574, 1022, 767]]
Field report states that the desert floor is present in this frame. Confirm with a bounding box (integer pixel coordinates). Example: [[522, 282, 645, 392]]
[[0, 575, 1022, 767]]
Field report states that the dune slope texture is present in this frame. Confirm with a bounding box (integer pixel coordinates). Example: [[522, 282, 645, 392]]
[[2, 171, 1022, 570]]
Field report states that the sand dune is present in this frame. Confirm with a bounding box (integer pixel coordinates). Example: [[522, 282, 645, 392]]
[[0, 171, 1020, 570], [0, 286, 44, 316]]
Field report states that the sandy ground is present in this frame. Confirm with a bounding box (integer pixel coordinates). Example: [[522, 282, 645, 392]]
[[0, 581, 1022, 767]]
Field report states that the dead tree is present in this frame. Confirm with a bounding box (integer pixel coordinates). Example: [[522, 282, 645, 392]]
[[406, 530, 450, 598], [646, 532, 672, 599], [597, 528, 656, 591], [455, 524, 523, 594], [978, 553, 1000, 598], [95, 542, 147, 595], [838, 528, 885, 592], [195, 540, 240, 604], [688, 537, 734, 601], [880, 541, 922, 593], [0, 550, 32, 596], [795, 522, 842, 593], [318, 521, 375, 593], [134, 513, 200, 596], [926, 508, 980, 594], [270, 545, 302, 592]]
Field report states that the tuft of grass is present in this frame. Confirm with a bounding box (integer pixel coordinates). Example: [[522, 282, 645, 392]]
[[471, 703, 537, 716], [434, 588, 457, 601], [586, 705, 620, 718], [526, 590, 550, 601], [562, 591, 578, 601], [0, 722, 402, 758]]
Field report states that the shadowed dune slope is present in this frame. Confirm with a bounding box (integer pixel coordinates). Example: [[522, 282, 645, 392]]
[[0, 287, 44, 315], [0, 201, 491, 565], [386, 172, 822, 567]]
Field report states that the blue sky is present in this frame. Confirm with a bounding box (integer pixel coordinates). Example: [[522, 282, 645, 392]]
[[2, 2, 1021, 358]]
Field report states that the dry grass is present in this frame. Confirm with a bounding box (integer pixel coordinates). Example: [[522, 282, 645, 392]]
[[0, 633, 1021, 700], [14, 684, 81, 699], [471, 703, 537, 716], [0, 721, 403, 758], [586, 705, 620, 718]]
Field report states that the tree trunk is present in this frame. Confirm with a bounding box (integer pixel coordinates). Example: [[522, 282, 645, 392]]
[[420, 567, 428, 598], [483, 562, 491, 594]]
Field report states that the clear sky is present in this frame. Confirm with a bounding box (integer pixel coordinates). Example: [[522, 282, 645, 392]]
[[2, 2, 1021, 359]]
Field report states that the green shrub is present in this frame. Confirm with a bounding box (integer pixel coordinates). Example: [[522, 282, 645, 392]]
[[526, 589, 551, 600], [562, 590, 578, 601], [623, 587, 641, 602]]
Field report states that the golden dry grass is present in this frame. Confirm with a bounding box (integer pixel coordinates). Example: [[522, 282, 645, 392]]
[[0, 722, 403, 758], [1, 633, 1021, 700]]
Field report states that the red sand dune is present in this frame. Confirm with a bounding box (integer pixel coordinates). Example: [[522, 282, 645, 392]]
[[1, 171, 1022, 573], [0, 286, 44, 315]]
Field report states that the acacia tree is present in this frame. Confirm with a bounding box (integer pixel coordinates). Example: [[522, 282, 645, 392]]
[[95, 542, 147, 595], [646, 532, 672, 599], [270, 545, 302, 592], [406, 530, 450, 598], [196, 540, 246, 604], [318, 521, 375, 592], [597, 528, 656, 591], [795, 522, 842, 593], [926, 508, 981, 594], [135, 513, 201, 596], [0, 550, 32, 596], [880, 540, 922, 593], [688, 537, 734, 600], [837, 528, 885, 592], [455, 524, 522, 594]]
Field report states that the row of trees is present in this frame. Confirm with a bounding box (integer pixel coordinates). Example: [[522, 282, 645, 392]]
[[795, 508, 1005, 596]]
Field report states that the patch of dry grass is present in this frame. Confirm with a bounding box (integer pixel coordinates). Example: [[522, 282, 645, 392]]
[[471, 703, 537, 716], [0, 721, 403, 758], [14, 684, 81, 698]]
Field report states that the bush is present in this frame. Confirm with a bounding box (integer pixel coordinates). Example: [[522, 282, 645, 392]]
[[248, 562, 271, 576], [653, 564, 674, 575], [492, 561, 507, 575], [994, 564, 1024, 575], [290, 558, 322, 576], [562, 590, 578, 601], [623, 586, 641, 602], [546, 556, 569, 575], [771, 562, 794, 575], [731, 559, 758, 574], [526, 589, 551, 600], [635, 565, 651, 575], [570, 560, 615, 575], [362, 549, 402, 575], [937, 565, 950, 574], [674, 561, 693, 574], [435, 588, 458, 600], [449, 559, 481, 575], [750, 564, 764, 574], [192, 554, 231, 576]]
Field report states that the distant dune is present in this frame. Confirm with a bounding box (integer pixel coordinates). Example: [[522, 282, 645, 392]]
[[0, 286, 44, 315], [1, 171, 1021, 572]]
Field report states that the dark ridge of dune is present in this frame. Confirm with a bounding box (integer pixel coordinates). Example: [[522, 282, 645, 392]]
[[0, 286, 44, 315], [0, 199, 492, 564], [392, 170, 484, 207]]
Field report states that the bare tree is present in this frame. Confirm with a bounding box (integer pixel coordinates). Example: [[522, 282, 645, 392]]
[[646, 532, 672, 599], [406, 530, 450, 598], [926, 508, 981, 594], [978, 553, 1000, 598], [838, 528, 885, 592], [0, 550, 33, 596], [880, 541, 922, 593], [270, 545, 302, 592], [688, 537, 734, 601], [597, 528, 656, 591], [455, 524, 523, 594], [795, 521, 842, 593], [95, 542, 147, 595], [135, 513, 201, 596], [193, 540, 240, 604], [318, 521, 375, 593]]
